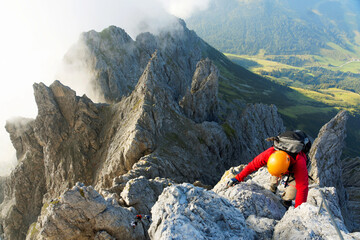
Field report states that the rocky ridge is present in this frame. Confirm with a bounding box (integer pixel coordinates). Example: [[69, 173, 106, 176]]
[[24, 110, 360, 239], [0, 20, 359, 240], [65, 19, 202, 102], [0, 21, 285, 239]]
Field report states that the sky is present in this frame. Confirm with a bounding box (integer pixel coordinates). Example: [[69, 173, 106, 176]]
[[0, 0, 211, 176]]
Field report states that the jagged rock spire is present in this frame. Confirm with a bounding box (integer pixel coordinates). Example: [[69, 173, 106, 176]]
[[180, 58, 219, 123], [64, 20, 203, 102], [1, 22, 289, 240], [309, 110, 348, 186]]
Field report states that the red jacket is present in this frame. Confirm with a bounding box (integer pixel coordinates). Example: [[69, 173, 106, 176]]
[[235, 147, 309, 207]]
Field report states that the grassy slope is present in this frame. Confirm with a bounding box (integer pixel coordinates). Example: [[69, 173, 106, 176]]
[[187, 0, 360, 157], [203, 44, 345, 146], [224, 52, 360, 157]]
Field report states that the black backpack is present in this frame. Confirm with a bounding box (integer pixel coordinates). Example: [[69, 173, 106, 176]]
[[266, 130, 312, 167]]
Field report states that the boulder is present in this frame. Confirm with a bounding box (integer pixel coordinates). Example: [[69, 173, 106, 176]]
[[246, 215, 277, 240], [27, 183, 146, 240], [120, 176, 174, 215], [214, 181, 286, 220], [148, 183, 255, 240], [273, 186, 355, 240]]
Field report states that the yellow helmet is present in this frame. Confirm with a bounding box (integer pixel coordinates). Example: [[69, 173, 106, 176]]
[[267, 151, 290, 177]]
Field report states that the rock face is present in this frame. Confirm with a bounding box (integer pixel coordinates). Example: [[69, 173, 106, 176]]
[[27, 183, 146, 240], [120, 177, 174, 215], [0, 23, 286, 239], [1, 74, 358, 240], [212, 165, 284, 240], [309, 110, 348, 187], [210, 109, 360, 239], [1, 18, 358, 240], [274, 186, 360, 240], [224, 103, 286, 166], [64, 19, 202, 102], [308, 110, 354, 231], [0, 177, 5, 205], [148, 183, 255, 240], [2, 118, 46, 240], [342, 157, 360, 231], [214, 182, 286, 220], [180, 58, 219, 123], [1, 17, 359, 240]]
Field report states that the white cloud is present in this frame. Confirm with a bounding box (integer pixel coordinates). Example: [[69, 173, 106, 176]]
[[159, 0, 211, 19]]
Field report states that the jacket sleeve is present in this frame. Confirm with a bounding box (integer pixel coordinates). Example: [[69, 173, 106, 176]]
[[235, 147, 275, 182], [293, 152, 309, 208]]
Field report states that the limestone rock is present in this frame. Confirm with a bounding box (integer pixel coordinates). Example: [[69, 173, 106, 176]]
[[308, 110, 353, 230], [180, 58, 219, 123], [1, 119, 45, 240], [224, 103, 286, 166], [1, 80, 105, 240], [212, 165, 247, 191], [309, 110, 348, 187], [214, 181, 286, 220], [273, 186, 355, 240], [120, 176, 174, 215], [0, 177, 6, 205], [342, 157, 360, 231], [27, 183, 145, 240], [273, 203, 352, 240], [64, 19, 202, 102], [95, 231, 116, 240], [307, 187, 344, 221], [1, 22, 287, 239], [33, 81, 103, 198], [148, 183, 255, 240], [94, 51, 229, 189], [246, 215, 277, 240]]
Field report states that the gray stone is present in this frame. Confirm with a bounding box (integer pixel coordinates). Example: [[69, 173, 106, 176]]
[[273, 186, 359, 239], [148, 183, 255, 240], [214, 181, 286, 220], [27, 182, 145, 240], [0, 177, 6, 205], [273, 185, 356, 240], [63, 20, 202, 102], [308, 110, 354, 231], [1, 119, 45, 240], [342, 157, 360, 231], [223, 103, 286, 167], [120, 176, 174, 215], [1, 21, 286, 239], [246, 215, 277, 240], [180, 58, 219, 123], [95, 231, 116, 240]]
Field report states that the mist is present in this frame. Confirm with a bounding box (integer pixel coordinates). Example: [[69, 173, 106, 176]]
[[0, 0, 211, 176]]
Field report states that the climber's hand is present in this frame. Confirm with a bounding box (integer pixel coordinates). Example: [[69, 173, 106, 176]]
[[226, 178, 239, 188]]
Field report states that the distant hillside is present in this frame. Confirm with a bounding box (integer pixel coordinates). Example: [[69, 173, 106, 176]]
[[187, 1, 360, 157], [187, 0, 360, 56]]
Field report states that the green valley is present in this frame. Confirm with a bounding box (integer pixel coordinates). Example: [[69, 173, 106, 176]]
[[187, 0, 360, 157]]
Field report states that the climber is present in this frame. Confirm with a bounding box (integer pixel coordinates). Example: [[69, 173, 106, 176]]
[[227, 132, 310, 209], [130, 214, 151, 229]]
